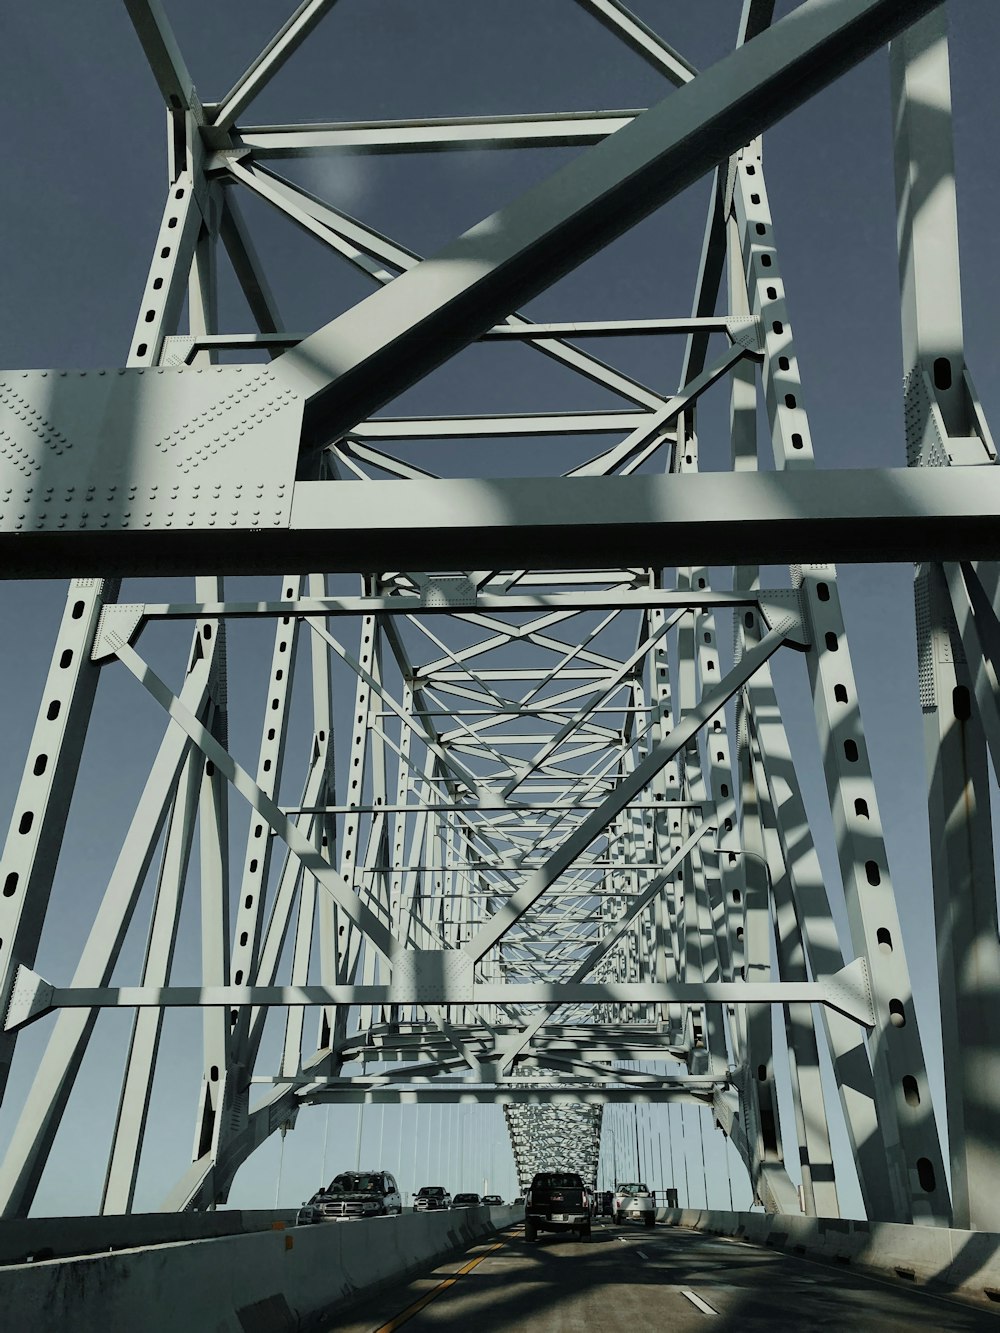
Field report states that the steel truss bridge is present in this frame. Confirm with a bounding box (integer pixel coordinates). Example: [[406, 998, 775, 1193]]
[[0, 0, 998, 1234]]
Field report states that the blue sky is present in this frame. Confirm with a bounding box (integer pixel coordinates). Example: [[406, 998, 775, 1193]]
[[1, 1, 999, 1217]]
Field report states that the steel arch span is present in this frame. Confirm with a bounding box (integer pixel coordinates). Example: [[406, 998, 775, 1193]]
[[0, 0, 998, 1230]]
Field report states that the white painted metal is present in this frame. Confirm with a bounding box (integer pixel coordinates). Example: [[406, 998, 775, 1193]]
[[0, 0, 989, 1236]]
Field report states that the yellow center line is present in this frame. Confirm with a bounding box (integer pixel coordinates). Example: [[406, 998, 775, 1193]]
[[374, 1231, 515, 1333]]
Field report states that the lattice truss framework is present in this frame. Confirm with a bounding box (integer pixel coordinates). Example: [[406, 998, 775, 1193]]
[[1, 0, 999, 1231], [504, 1104, 603, 1193]]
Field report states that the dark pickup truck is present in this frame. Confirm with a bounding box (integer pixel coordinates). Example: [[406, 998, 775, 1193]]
[[524, 1170, 591, 1241]]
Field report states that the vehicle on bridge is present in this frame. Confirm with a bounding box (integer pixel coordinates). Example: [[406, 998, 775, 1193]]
[[413, 1185, 452, 1211], [452, 1192, 482, 1207], [613, 1182, 656, 1228], [524, 1170, 591, 1241], [481, 1194, 504, 1206], [297, 1169, 402, 1222]]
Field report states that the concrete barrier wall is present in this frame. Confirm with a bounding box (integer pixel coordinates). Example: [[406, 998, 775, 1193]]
[[659, 1207, 1000, 1311], [0, 1203, 522, 1333], [0, 1208, 299, 1266]]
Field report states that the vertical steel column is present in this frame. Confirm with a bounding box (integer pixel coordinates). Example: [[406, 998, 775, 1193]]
[[0, 578, 119, 1108], [751, 734, 838, 1217], [734, 140, 948, 1223], [192, 582, 231, 1174], [891, 8, 1000, 1232], [224, 575, 305, 1151], [746, 661, 895, 1219]]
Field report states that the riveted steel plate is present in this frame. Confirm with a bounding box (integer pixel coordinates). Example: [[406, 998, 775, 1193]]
[[0, 366, 302, 535], [421, 576, 477, 608], [390, 949, 474, 1002]]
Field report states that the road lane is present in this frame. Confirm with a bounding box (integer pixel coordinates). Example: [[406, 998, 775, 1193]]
[[333, 1220, 1000, 1331]]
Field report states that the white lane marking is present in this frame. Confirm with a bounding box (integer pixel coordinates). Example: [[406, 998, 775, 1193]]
[[681, 1289, 720, 1316], [635, 1249, 648, 1259]]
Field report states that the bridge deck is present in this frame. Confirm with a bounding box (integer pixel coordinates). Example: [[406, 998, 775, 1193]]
[[337, 1220, 999, 1332]]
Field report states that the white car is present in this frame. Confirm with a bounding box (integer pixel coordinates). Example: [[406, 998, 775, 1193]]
[[614, 1182, 657, 1228]]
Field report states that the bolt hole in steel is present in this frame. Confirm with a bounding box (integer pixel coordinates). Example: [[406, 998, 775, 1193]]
[[877, 927, 893, 953], [889, 1000, 907, 1029]]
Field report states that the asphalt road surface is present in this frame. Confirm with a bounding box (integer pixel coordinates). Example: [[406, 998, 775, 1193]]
[[334, 1219, 1000, 1332]]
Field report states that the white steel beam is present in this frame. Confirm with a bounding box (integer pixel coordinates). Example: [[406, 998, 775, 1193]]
[[272, 0, 939, 451], [211, 0, 342, 133], [238, 111, 639, 155], [892, 8, 1000, 1231], [4, 465, 999, 581]]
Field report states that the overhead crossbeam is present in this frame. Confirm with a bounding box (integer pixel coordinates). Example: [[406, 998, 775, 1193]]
[[2, 466, 999, 580]]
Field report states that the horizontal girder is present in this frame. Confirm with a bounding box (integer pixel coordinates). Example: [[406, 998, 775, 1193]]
[[0, 468, 998, 578]]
